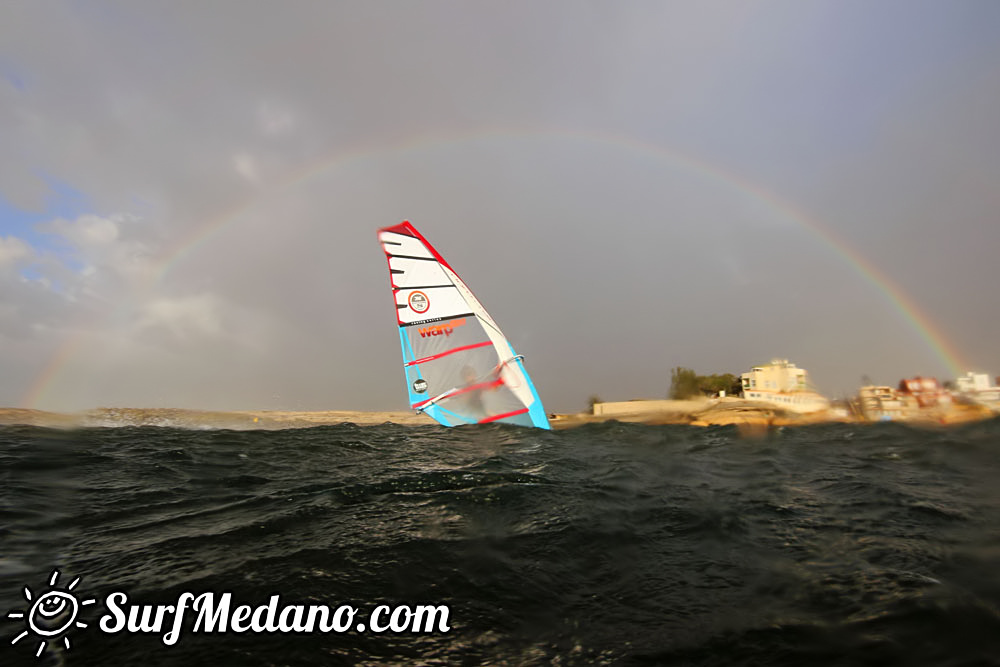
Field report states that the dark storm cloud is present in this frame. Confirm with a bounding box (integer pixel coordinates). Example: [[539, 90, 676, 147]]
[[1, 1, 998, 411]]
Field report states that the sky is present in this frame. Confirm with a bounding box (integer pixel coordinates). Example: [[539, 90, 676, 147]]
[[1, 1, 999, 413]]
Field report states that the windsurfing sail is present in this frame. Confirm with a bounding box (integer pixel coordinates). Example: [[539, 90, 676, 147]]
[[377, 221, 550, 429]]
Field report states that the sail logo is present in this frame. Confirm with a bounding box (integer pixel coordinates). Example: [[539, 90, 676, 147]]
[[408, 291, 430, 313], [418, 318, 466, 338]]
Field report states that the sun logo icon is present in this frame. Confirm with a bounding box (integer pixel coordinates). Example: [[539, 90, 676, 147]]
[[6, 569, 96, 658]]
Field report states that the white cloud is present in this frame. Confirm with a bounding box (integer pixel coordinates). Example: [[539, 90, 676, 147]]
[[43, 214, 119, 248], [36, 213, 155, 289], [0, 235, 32, 266], [257, 100, 295, 136], [138, 293, 223, 338], [233, 152, 260, 184]]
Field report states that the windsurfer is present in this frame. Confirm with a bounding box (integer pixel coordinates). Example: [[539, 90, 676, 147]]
[[460, 365, 495, 421], [378, 221, 550, 429]]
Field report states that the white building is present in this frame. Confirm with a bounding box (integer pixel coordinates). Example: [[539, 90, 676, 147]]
[[955, 372, 1000, 405], [740, 359, 830, 414]]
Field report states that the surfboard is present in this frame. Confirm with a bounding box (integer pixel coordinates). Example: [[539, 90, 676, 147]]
[[377, 221, 550, 428]]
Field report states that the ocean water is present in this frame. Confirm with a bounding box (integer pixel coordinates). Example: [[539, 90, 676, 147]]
[[2, 420, 1000, 666]]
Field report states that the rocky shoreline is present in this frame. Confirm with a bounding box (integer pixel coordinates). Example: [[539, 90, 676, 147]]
[[0, 399, 994, 431], [0, 407, 435, 430]]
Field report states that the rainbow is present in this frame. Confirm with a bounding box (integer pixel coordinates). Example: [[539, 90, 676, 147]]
[[21, 326, 93, 412], [22, 127, 968, 408]]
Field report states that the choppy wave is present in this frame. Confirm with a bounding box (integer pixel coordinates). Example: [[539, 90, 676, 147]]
[[2, 420, 1000, 665]]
